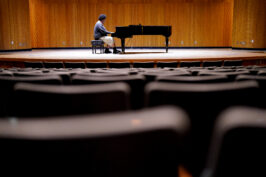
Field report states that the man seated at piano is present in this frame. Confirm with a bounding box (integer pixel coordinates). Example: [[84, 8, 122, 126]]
[[94, 14, 121, 54]]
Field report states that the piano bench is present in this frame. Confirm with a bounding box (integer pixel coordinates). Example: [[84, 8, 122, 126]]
[[91, 40, 105, 54]]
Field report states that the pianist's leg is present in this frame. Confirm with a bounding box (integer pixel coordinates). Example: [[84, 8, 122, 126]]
[[100, 36, 121, 54]]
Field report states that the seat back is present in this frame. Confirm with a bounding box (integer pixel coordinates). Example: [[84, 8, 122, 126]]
[[13, 82, 130, 117], [157, 75, 229, 83], [145, 81, 259, 176], [72, 75, 145, 109], [202, 107, 266, 177], [0, 106, 189, 177]]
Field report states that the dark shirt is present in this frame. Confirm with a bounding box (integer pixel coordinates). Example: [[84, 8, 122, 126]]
[[94, 21, 111, 40]]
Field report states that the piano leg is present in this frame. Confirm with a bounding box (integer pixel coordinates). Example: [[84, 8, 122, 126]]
[[166, 37, 169, 53], [121, 38, 125, 54]]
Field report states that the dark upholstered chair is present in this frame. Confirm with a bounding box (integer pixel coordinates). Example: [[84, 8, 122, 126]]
[[72, 75, 145, 109], [0, 106, 189, 177], [145, 81, 260, 176], [157, 75, 229, 83], [202, 107, 266, 177], [13, 82, 130, 117]]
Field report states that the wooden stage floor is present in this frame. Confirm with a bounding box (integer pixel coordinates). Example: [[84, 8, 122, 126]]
[[0, 48, 265, 67]]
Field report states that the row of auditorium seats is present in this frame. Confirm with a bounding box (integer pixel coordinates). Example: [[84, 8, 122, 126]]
[[0, 65, 266, 177], [24, 60, 244, 68], [0, 106, 265, 177]]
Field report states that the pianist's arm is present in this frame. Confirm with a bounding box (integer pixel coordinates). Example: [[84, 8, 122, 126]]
[[98, 23, 112, 35]]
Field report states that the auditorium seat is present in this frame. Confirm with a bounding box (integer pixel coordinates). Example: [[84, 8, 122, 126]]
[[157, 62, 178, 68], [72, 75, 145, 109], [180, 61, 201, 67], [143, 70, 191, 81], [43, 62, 64, 68], [258, 70, 266, 76], [76, 71, 129, 77], [236, 75, 266, 89], [133, 62, 154, 68], [0, 72, 13, 76], [86, 62, 107, 68], [64, 62, 86, 69], [156, 75, 229, 83], [203, 60, 223, 67], [223, 60, 243, 66], [145, 81, 259, 176], [0, 106, 189, 177], [199, 70, 250, 81], [24, 61, 44, 68], [0, 75, 62, 117], [12, 71, 72, 85], [109, 62, 131, 68], [13, 82, 130, 117], [202, 107, 266, 177]]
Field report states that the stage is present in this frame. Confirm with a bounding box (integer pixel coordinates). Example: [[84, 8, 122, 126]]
[[0, 48, 266, 67]]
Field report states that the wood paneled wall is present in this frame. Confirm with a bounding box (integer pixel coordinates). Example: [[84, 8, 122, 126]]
[[232, 0, 266, 49], [0, 0, 31, 50], [29, 0, 233, 48]]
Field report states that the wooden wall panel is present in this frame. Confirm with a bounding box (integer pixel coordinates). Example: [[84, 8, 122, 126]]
[[0, 0, 31, 50], [29, 0, 233, 48], [232, 0, 266, 49]]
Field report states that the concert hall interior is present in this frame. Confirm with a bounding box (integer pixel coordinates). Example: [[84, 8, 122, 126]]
[[0, 0, 266, 177]]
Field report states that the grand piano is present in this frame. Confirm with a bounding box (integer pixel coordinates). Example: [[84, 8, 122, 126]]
[[111, 25, 172, 53]]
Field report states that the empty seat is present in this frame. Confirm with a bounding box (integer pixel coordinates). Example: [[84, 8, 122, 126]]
[[64, 62, 86, 69], [0, 75, 62, 117], [0, 106, 189, 177], [24, 61, 44, 68], [202, 107, 266, 177], [157, 75, 229, 83], [143, 71, 191, 82], [157, 62, 178, 68], [72, 75, 145, 109], [43, 62, 64, 68], [109, 62, 131, 68], [145, 81, 259, 176], [133, 62, 154, 68], [86, 62, 107, 68], [223, 60, 243, 66], [0, 72, 13, 76], [258, 70, 266, 76], [203, 61, 223, 67], [236, 75, 266, 89], [199, 70, 250, 81], [13, 82, 130, 117], [180, 61, 201, 67]]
